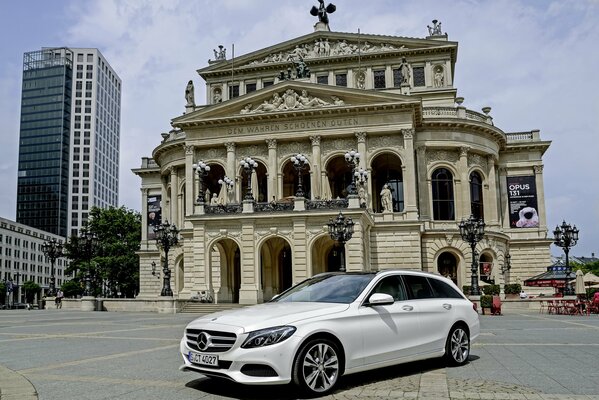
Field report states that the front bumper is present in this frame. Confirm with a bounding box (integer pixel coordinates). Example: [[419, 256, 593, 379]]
[[179, 336, 302, 385]]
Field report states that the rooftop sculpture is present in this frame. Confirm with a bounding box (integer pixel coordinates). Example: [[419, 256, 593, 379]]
[[310, 0, 336, 25]]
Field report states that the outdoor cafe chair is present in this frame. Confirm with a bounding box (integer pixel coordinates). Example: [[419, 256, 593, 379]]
[[547, 300, 558, 314]]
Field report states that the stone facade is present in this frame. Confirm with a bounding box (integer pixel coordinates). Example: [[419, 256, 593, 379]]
[[133, 26, 552, 304]]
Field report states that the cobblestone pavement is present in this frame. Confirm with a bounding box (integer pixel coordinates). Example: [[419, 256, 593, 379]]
[[0, 310, 598, 399]]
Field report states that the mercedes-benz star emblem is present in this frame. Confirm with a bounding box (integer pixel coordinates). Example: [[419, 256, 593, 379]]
[[197, 332, 211, 351]]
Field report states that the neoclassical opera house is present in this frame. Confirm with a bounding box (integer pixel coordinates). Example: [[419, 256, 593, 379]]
[[134, 18, 552, 304]]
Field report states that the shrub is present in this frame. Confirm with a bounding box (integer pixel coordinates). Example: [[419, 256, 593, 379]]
[[462, 285, 471, 294], [482, 284, 500, 296], [504, 283, 522, 295], [480, 294, 493, 308]]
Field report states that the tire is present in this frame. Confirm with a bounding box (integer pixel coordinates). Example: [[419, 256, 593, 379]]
[[292, 338, 341, 396], [445, 324, 470, 366]]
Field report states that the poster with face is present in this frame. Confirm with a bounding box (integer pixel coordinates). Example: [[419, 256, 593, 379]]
[[147, 195, 162, 239], [507, 176, 539, 228]]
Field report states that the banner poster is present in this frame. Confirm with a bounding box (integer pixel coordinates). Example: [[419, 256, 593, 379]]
[[147, 195, 162, 239], [507, 176, 539, 228]]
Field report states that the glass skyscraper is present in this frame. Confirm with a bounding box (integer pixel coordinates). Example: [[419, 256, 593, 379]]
[[17, 47, 121, 238]]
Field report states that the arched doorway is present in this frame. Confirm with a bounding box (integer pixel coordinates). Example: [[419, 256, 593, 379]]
[[479, 252, 494, 284], [437, 251, 458, 285], [209, 238, 241, 303], [260, 237, 292, 301], [311, 235, 341, 275], [371, 152, 404, 212], [200, 163, 226, 204], [325, 155, 353, 199], [282, 158, 311, 199]]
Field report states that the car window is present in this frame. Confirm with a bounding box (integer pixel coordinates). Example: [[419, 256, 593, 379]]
[[402, 274, 435, 299], [274, 273, 375, 304], [428, 277, 464, 299], [370, 275, 407, 302]]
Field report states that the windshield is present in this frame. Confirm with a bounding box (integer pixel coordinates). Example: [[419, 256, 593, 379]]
[[273, 273, 375, 304]]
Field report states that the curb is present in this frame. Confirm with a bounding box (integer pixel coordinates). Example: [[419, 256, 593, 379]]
[[0, 364, 38, 400]]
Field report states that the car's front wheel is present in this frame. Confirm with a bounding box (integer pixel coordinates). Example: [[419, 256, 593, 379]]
[[445, 324, 470, 365], [292, 338, 341, 396]]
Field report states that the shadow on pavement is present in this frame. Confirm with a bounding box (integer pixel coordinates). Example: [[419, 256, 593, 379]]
[[185, 358, 449, 399]]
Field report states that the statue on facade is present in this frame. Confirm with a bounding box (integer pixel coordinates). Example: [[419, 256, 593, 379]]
[[185, 80, 195, 107], [294, 57, 310, 79], [358, 184, 367, 207], [399, 57, 411, 85], [310, 0, 336, 25], [427, 19, 443, 36], [204, 188, 211, 204], [434, 69, 444, 88], [213, 45, 226, 60], [210, 193, 219, 205], [380, 184, 393, 213]]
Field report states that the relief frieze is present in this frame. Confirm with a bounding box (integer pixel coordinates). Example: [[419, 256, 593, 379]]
[[426, 150, 459, 164], [368, 135, 404, 151]]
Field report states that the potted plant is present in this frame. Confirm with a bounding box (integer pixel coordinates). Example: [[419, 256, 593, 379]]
[[462, 285, 471, 295], [480, 295, 493, 315], [482, 284, 500, 296], [504, 284, 521, 299]]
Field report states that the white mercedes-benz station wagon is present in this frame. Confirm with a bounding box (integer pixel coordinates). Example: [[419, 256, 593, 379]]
[[180, 270, 479, 396]]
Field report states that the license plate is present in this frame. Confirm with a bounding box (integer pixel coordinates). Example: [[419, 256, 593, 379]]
[[188, 351, 219, 367]]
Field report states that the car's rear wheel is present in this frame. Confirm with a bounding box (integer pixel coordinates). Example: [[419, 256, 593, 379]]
[[292, 338, 341, 396], [445, 324, 470, 365]]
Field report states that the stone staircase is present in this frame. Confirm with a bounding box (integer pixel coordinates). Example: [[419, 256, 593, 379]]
[[178, 302, 245, 314]]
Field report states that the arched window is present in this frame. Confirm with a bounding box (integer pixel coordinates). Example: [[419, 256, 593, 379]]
[[432, 168, 454, 220], [470, 171, 484, 220]]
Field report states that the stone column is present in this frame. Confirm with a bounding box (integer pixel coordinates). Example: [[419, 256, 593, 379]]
[[170, 167, 179, 227], [266, 139, 277, 201], [401, 129, 418, 218], [533, 165, 547, 231], [184, 145, 195, 218], [239, 221, 259, 304], [310, 135, 322, 199], [457, 146, 470, 220], [416, 146, 430, 220], [141, 188, 148, 242], [225, 142, 237, 202], [486, 155, 499, 225], [498, 167, 510, 229], [161, 174, 169, 221]]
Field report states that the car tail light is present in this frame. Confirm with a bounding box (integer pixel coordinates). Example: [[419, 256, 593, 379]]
[[472, 302, 478, 312]]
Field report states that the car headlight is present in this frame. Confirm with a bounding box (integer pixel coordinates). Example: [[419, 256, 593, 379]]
[[241, 326, 296, 349]]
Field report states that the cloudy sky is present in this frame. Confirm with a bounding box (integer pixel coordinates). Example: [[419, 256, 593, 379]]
[[0, 0, 598, 256]]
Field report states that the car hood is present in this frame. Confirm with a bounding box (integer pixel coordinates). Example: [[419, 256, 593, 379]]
[[186, 302, 350, 333]]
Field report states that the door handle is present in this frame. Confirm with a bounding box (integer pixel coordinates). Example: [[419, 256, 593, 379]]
[[402, 305, 414, 311], [443, 303, 452, 310]]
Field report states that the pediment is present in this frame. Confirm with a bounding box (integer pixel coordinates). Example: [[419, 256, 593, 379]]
[[199, 31, 456, 77], [172, 81, 422, 128]]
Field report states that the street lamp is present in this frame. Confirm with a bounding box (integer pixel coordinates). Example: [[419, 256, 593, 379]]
[[290, 153, 309, 198], [344, 149, 360, 195], [553, 220, 579, 296], [193, 160, 211, 204], [153, 220, 180, 297], [327, 212, 355, 272], [41, 238, 63, 296], [458, 214, 485, 296], [501, 253, 511, 274], [240, 156, 258, 201], [218, 176, 234, 204], [81, 230, 97, 297]]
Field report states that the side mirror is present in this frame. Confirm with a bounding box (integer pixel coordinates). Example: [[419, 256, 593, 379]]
[[367, 293, 395, 306]]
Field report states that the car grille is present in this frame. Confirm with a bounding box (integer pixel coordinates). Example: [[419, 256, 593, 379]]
[[186, 328, 237, 353]]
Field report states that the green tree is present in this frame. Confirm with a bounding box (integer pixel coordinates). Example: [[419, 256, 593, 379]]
[[65, 207, 141, 298], [61, 280, 83, 298], [22, 281, 41, 303]]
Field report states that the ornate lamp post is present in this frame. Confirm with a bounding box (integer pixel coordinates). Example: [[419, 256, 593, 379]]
[[501, 253, 511, 274], [327, 212, 355, 272], [153, 221, 180, 297], [81, 230, 97, 297], [344, 149, 360, 195], [553, 220, 579, 296], [193, 160, 211, 204], [240, 157, 258, 201], [41, 238, 63, 296], [458, 214, 485, 296], [218, 176, 234, 203], [290, 153, 309, 198]]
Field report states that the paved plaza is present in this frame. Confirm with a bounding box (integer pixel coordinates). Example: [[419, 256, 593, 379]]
[[0, 309, 598, 400]]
